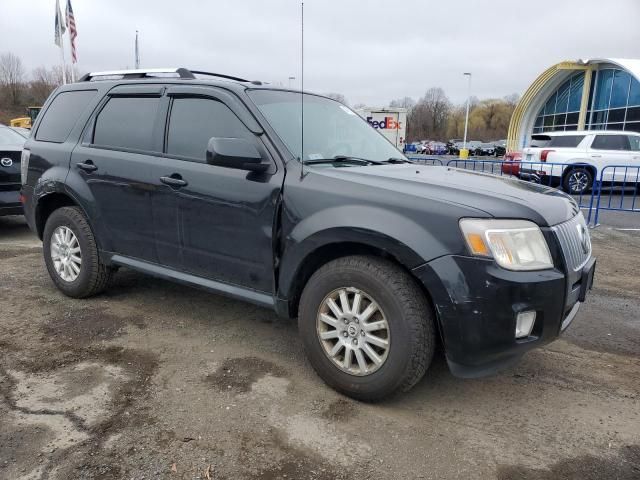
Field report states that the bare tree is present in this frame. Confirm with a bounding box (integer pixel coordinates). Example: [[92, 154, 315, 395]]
[[324, 92, 348, 105], [0, 52, 25, 106], [408, 87, 451, 141], [504, 93, 520, 107], [30, 67, 59, 104], [389, 96, 415, 110]]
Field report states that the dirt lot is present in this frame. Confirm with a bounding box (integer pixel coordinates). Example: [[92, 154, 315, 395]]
[[0, 216, 638, 480]]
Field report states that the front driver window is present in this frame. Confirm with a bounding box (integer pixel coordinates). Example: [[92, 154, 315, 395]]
[[591, 134, 630, 151], [166, 97, 253, 162]]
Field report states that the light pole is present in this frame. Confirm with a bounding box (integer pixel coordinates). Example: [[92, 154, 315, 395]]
[[288, 76, 296, 88], [463, 72, 472, 153]]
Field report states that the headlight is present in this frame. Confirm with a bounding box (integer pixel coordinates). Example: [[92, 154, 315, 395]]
[[21, 149, 30, 185], [459, 219, 553, 271]]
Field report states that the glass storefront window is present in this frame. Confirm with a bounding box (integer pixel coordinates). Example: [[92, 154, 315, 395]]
[[628, 77, 640, 107], [593, 69, 614, 110], [568, 74, 584, 111], [534, 68, 640, 135], [610, 70, 631, 109]]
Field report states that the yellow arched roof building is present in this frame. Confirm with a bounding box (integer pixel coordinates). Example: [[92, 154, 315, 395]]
[[507, 58, 640, 152]]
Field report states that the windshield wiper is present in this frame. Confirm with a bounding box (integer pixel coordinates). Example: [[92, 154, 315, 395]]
[[383, 157, 412, 164], [302, 155, 384, 166]]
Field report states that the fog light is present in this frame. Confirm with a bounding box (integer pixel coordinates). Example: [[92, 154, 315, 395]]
[[515, 311, 536, 338]]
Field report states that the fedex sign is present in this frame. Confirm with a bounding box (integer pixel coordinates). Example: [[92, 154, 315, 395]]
[[366, 116, 402, 130], [356, 108, 407, 148]]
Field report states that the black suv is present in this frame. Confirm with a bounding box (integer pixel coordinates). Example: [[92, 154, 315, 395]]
[[21, 68, 595, 400]]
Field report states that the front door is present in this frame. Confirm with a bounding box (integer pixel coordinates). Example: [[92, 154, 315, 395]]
[[159, 88, 284, 293]]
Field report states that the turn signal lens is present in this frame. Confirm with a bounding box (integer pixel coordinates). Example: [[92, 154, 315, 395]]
[[466, 233, 490, 256]]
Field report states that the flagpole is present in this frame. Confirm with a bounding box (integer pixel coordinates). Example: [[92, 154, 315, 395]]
[[60, 31, 67, 84], [67, 32, 75, 82], [135, 30, 140, 69], [67, 27, 76, 83], [55, 0, 67, 85]]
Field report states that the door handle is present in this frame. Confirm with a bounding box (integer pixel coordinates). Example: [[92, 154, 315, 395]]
[[160, 174, 188, 187], [590, 154, 601, 158], [76, 160, 98, 172]]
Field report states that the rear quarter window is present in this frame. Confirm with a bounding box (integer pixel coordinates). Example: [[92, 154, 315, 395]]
[[35, 90, 98, 143], [547, 135, 585, 148]]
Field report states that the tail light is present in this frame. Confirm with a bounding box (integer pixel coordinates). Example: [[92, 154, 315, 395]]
[[501, 153, 521, 176], [540, 149, 555, 162], [21, 149, 30, 185]]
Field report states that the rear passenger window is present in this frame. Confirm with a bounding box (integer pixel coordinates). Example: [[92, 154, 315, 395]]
[[547, 135, 585, 148], [93, 96, 160, 152], [628, 135, 640, 151], [591, 134, 630, 151], [36, 90, 97, 143], [166, 98, 253, 162]]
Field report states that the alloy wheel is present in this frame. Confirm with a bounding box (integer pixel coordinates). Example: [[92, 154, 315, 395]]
[[316, 287, 390, 376], [50, 226, 82, 282], [568, 171, 590, 194]]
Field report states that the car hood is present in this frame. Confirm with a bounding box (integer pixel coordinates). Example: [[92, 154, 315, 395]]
[[308, 164, 578, 227], [0, 143, 25, 152]]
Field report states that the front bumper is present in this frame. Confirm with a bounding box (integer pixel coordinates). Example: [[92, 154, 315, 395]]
[[0, 188, 23, 216], [413, 254, 594, 377]]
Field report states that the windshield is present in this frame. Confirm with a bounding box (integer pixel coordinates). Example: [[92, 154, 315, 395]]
[[248, 90, 405, 163], [0, 127, 26, 146]]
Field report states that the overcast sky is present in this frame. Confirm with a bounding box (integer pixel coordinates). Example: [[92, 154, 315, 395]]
[[2, 0, 639, 106]]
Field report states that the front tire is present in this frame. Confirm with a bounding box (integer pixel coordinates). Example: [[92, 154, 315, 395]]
[[43, 206, 113, 298], [298, 256, 435, 401]]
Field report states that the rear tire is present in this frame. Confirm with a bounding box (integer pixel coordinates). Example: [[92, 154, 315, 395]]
[[298, 255, 435, 401], [43, 206, 113, 298], [562, 167, 593, 195]]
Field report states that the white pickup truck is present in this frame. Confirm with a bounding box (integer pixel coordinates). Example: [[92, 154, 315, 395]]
[[518, 130, 640, 194]]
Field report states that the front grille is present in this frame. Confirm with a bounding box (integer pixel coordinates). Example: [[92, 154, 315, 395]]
[[552, 213, 592, 272]]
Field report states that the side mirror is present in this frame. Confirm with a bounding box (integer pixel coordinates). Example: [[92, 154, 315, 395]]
[[206, 137, 268, 172]]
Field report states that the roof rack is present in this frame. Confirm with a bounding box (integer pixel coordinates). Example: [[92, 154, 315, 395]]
[[79, 67, 251, 83]]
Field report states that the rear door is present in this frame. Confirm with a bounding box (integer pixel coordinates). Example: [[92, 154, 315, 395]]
[[159, 86, 284, 293], [71, 85, 180, 264]]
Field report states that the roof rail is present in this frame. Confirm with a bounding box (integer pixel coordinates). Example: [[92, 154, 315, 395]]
[[79, 67, 250, 83], [189, 70, 250, 82]]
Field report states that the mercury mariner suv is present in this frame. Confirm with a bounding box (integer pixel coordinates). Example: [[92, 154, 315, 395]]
[[21, 68, 595, 400]]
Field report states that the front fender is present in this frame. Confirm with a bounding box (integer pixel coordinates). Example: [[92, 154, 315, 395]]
[[278, 204, 454, 299]]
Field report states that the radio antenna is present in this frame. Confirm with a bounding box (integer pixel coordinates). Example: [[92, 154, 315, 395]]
[[299, 1, 305, 178]]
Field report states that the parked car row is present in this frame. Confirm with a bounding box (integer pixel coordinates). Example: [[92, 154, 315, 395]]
[[405, 139, 508, 157]]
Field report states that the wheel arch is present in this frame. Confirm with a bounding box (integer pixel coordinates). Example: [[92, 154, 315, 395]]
[[35, 192, 80, 239], [277, 231, 437, 321], [34, 191, 105, 253], [561, 162, 597, 180], [560, 162, 597, 192]]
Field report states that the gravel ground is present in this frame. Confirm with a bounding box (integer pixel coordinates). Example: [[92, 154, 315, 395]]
[[0, 215, 638, 480]]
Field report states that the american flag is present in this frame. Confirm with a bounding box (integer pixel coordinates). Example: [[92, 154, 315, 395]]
[[65, 0, 78, 63]]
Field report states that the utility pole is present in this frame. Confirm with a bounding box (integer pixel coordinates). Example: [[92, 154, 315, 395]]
[[463, 72, 472, 153], [135, 30, 140, 69]]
